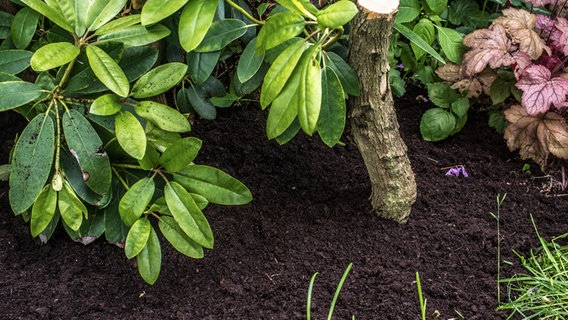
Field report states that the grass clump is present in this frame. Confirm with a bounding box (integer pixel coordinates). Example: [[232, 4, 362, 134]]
[[499, 215, 568, 319]]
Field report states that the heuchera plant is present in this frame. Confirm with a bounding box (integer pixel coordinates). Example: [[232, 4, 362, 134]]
[[436, 1, 568, 169]]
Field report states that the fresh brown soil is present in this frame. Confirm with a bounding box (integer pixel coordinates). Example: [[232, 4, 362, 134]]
[[1, 90, 567, 320]]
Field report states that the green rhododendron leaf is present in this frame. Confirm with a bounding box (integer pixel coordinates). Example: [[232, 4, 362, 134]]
[[0, 81, 43, 111], [97, 24, 170, 48], [90, 94, 122, 116], [136, 226, 161, 284], [178, 0, 218, 52], [19, 0, 73, 32], [86, 45, 129, 97], [185, 86, 217, 120], [159, 216, 204, 258], [173, 165, 252, 205], [237, 38, 265, 83], [135, 100, 191, 133], [83, 0, 129, 32], [9, 113, 54, 214], [0, 50, 32, 74], [115, 110, 146, 159], [316, 1, 358, 29], [125, 218, 151, 259], [131, 62, 188, 99], [31, 185, 57, 237], [260, 38, 305, 109], [160, 137, 202, 173], [164, 181, 214, 248], [195, 19, 248, 52], [186, 50, 221, 85], [58, 180, 88, 231], [11, 7, 40, 49], [62, 109, 112, 195], [257, 12, 305, 54], [325, 52, 360, 97], [317, 67, 345, 147], [141, 0, 190, 25], [119, 178, 155, 227], [30, 42, 80, 72], [95, 14, 141, 36], [297, 46, 322, 135]]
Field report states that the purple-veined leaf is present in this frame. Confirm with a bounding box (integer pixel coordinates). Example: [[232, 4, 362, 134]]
[[516, 65, 568, 115]]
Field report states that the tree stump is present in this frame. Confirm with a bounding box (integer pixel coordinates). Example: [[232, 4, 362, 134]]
[[348, 0, 417, 223]]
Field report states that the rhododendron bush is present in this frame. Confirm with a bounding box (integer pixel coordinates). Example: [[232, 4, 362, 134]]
[[437, 1, 568, 169]]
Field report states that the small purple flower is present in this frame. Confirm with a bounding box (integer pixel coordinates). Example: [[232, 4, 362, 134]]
[[445, 165, 468, 177], [397, 63, 405, 70]]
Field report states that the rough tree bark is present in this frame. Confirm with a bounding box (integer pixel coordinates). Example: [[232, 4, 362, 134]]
[[348, 0, 417, 223]]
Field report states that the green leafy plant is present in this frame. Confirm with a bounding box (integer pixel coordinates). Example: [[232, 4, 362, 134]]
[[307, 262, 354, 320], [499, 215, 568, 319], [0, 0, 253, 284], [415, 271, 427, 320]]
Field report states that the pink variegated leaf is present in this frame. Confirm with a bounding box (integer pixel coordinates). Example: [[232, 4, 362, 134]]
[[516, 65, 568, 115], [551, 17, 568, 55], [535, 14, 554, 32], [512, 51, 532, 79], [461, 25, 516, 76]]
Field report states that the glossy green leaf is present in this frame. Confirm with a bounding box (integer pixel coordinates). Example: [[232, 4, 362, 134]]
[[0, 81, 43, 111], [186, 86, 216, 120], [210, 93, 237, 108], [125, 218, 151, 259], [164, 181, 213, 248], [90, 93, 122, 116], [120, 46, 159, 82], [260, 38, 305, 108], [146, 126, 181, 152], [325, 52, 359, 97], [237, 38, 264, 83], [316, 1, 358, 29], [63, 109, 112, 195], [274, 117, 300, 145], [0, 11, 14, 39], [58, 180, 88, 231], [97, 24, 171, 48], [0, 49, 32, 74], [420, 108, 456, 141], [138, 146, 160, 170], [60, 148, 108, 206], [31, 185, 57, 237], [94, 14, 141, 36], [30, 42, 80, 72], [83, 0, 129, 32], [395, 0, 420, 24], [297, 46, 321, 135], [257, 12, 305, 54], [9, 113, 54, 214], [86, 45, 130, 97], [11, 7, 40, 49], [178, 0, 218, 52], [66, 209, 105, 245], [141, 0, 190, 25], [435, 26, 465, 64], [135, 100, 191, 132], [159, 216, 204, 258], [266, 67, 301, 139], [19, 0, 73, 32], [160, 137, 202, 173], [115, 110, 146, 159], [136, 226, 161, 284], [411, 19, 436, 60], [275, 0, 317, 18], [174, 165, 252, 205], [317, 67, 345, 147], [394, 22, 445, 64], [186, 50, 221, 85], [54, 0, 77, 33], [131, 62, 188, 99], [119, 178, 155, 227], [104, 179, 129, 244], [195, 19, 247, 52]]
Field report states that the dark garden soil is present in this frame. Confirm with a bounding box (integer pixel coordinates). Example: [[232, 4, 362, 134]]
[[1, 89, 568, 320]]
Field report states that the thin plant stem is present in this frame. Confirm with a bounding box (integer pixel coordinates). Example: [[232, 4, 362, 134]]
[[327, 262, 353, 320], [491, 193, 507, 303], [306, 272, 318, 320], [224, 0, 264, 25], [416, 272, 427, 320]]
